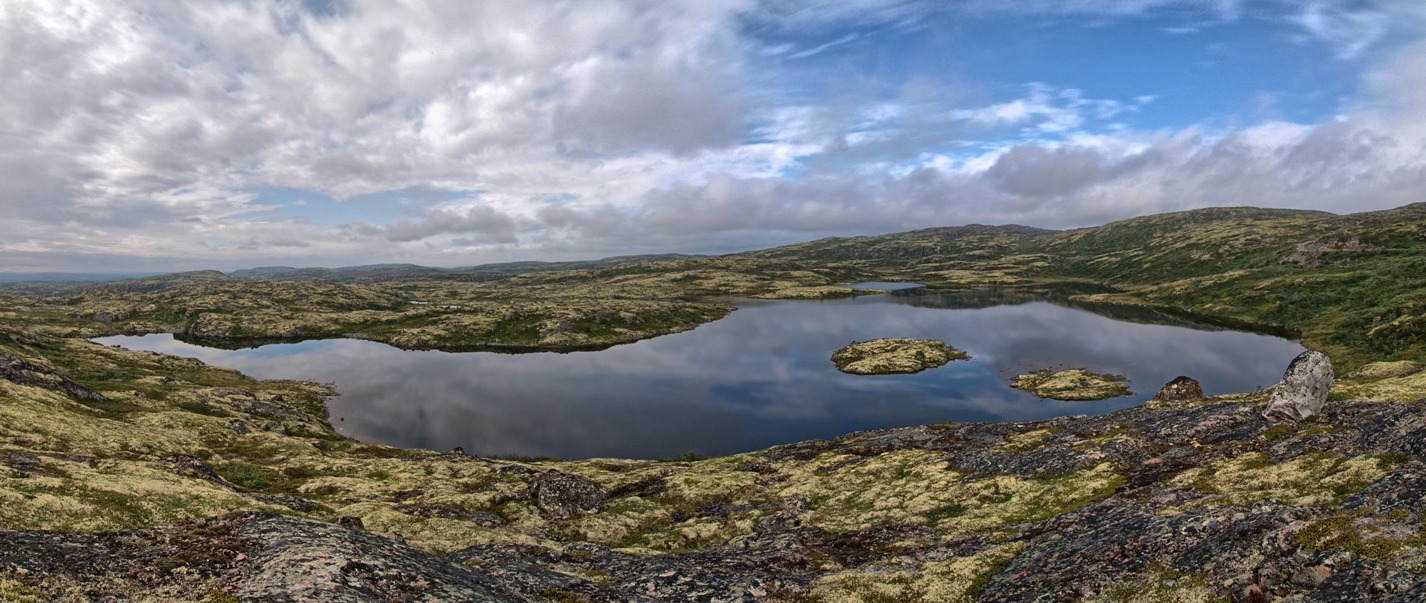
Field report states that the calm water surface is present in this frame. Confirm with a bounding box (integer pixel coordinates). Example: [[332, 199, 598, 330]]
[[96, 290, 1305, 459]]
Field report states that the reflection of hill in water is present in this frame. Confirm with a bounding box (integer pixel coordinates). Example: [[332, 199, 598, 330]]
[[893, 287, 1298, 339]]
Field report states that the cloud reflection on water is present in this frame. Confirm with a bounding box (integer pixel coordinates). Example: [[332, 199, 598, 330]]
[[97, 293, 1305, 459]]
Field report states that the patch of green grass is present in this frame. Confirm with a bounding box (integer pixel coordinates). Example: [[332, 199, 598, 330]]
[[174, 401, 231, 417], [657, 451, 709, 463], [1261, 424, 1297, 440], [73, 397, 149, 417], [0, 577, 47, 602], [539, 587, 592, 603], [924, 502, 969, 523], [1002, 472, 1126, 524], [219, 462, 278, 490], [203, 590, 242, 603], [489, 454, 560, 462]]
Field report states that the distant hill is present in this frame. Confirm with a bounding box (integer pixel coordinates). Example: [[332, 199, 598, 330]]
[[222, 254, 706, 283], [740, 224, 1055, 264], [0, 254, 707, 294]]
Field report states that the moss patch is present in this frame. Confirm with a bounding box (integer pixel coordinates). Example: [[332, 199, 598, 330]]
[[807, 542, 1026, 602], [1169, 452, 1397, 509], [1333, 362, 1426, 402], [1092, 564, 1226, 603], [0, 577, 46, 603]]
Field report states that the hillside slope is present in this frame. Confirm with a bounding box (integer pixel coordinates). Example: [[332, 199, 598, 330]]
[[744, 203, 1426, 368]]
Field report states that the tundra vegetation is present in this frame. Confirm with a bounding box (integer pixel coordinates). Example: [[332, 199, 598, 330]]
[[1, 203, 1426, 600], [830, 338, 969, 375], [1010, 368, 1133, 401]]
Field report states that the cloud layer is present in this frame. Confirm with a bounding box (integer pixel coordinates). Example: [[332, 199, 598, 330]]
[[1, 0, 1424, 271]]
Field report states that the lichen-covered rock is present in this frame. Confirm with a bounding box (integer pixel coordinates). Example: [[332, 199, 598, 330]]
[[830, 337, 969, 375], [0, 351, 107, 401], [1154, 375, 1204, 401], [0, 513, 533, 602], [532, 470, 606, 519], [1011, 367, 1132, 401], [1264, 350, 1334, 422]]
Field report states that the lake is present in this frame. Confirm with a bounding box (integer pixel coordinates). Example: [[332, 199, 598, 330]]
[[95, 288, 1306, 459]]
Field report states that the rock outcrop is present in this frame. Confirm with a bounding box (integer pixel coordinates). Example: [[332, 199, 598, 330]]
[[1154, 375, 1204, 401], [0, 512, 530, 602], [1263, 350, 1334, 421], [0, 351, 107, 401], [532, 470, 606, 519]]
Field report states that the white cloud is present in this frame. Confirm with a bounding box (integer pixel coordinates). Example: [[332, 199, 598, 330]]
[[945, 84, 1136, 137], [2, 0, 1426, 272], [1287, 0, 1426, 59]]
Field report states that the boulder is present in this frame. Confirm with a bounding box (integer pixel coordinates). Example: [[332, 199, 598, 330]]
[[1262, 351, 1334, 422], [532, 470, 606, 519], [1154, 376, 1204, 402]]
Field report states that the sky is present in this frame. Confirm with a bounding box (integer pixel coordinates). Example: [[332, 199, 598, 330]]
[[3, 0, 1426, 272]]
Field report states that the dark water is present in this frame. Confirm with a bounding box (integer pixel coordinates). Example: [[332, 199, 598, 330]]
[[95, 290, 1305, 459]]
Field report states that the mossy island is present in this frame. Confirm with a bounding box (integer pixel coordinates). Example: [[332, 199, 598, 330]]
[[1010, 368, 1132, 401], [831, 337, 969, 375]]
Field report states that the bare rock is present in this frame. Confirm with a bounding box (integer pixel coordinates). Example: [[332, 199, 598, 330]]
[[5, 451, 57, 477], [532, 470, 605, 519], [229, 513, 523, 601], [1263, 351, 1334, 422], [0, 351, 107, 402], [243, 492, 330, 513], [0, 512, 535, 602], [1155, 376, 1204, 402]]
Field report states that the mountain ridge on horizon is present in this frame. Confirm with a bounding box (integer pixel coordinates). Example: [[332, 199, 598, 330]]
[[6, 203, 1391, 287]]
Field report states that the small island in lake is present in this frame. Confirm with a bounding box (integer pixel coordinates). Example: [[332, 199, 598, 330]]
[[1010, 367, 1133, 400], [831, 338, 970, 375]]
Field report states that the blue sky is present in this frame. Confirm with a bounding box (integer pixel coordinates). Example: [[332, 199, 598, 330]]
[[2, 0, 1425, 271]]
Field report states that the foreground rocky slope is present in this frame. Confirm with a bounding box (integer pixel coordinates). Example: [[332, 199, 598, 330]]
[[3, 317, 1426, 600]]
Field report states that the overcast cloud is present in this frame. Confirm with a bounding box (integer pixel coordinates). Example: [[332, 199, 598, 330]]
[[2, 0, 1425, 271]]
